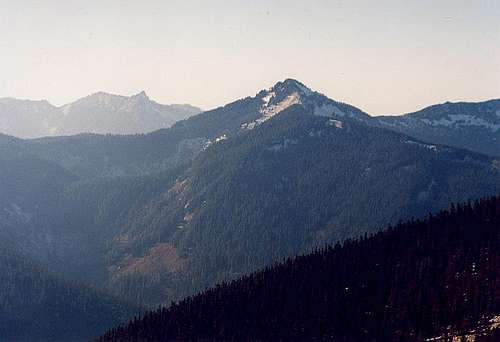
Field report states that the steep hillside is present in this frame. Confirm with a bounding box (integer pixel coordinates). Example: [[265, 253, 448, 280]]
[[97, 106, 500, 305], [0, 134, 77, 259], [99, 196, 500, 342], [0, 246, 140, 342]]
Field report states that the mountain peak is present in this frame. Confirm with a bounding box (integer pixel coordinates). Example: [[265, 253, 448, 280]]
[[78, 91, 125, 108], [92, 91, 116, 97], [78, 91, 152, 107], [271, 78, 313, 97], [242, 79, 369, 130], [132, 90, 149, 100]]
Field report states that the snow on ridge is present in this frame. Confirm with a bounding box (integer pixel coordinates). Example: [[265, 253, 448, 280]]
[[261, 91, 275, 107], [405, 140, 437, 151], [241, 80, 356, 131], [260, 92, 301, 120], [420, 114, 500, 132], [313, 103, 346, 118], [242, 92, 302, 130]]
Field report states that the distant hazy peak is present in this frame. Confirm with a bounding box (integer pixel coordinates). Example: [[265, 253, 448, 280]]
[[379, 98, 500, 131], [376, 98, 500, 157], [0, 97, 55, 107], [405, 99, 500, 118], [70, 91, 127, 106], [0, 91, 201, 138], [132, 90, 149, 99]]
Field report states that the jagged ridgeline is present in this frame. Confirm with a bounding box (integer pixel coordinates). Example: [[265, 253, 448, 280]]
[[0, 92, 201, 138], [99, 196, 500, 341]]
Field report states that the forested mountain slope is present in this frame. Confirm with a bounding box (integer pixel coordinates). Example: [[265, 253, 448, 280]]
[[94, 106, 500, 306], [377, 99, 500, 157], [2, 102, 500, 309], [1, 79, 500, 322], [99, 196, 500, 342], [0, 246, 140, 342], [0, 134, 77, 258]]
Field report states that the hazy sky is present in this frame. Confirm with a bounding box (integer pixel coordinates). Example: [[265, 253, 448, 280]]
[[0, 0, 499, 115]]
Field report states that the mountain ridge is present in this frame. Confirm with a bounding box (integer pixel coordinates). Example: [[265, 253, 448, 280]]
[[1, 78, 498, 158], [0, 91, 202, 138], [376, 98, 500, 156]]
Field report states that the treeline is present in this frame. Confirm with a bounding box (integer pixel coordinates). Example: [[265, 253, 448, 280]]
[[99, 196, 500, 341]]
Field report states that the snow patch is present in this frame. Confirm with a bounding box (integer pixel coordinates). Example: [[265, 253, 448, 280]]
[[242, 92, 301, 130], [215, 134, 228, 143], [261, 91, 275, 106], [326, 119, 343, 129], [405, 140, 437, 151], [203, 134, 228, 149], [313, 104, 346, 118], [241, 121, 257, 130], [420, 114, 500, 132], [259, 92, 301, 121], [203, 140, 213, 150]]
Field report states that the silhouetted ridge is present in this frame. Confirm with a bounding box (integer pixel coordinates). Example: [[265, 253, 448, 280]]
[[99, 196, 500, 341]]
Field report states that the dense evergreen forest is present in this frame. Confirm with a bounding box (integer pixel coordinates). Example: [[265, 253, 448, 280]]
[[0, 245, 140, 342], [99, 196, 500, 341], [3, 106, 499, 310]]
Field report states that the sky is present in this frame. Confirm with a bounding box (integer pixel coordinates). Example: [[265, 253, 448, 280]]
[[0, 0, 499, 115]]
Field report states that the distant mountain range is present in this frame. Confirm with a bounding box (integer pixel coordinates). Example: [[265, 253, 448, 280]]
[[376, 99, 500, 157], [1, 80, 498, 158], [0, 91, 201, 138]]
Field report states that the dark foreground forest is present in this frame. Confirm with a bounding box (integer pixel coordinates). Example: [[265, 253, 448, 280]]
[[99, 196, 500, 341]]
